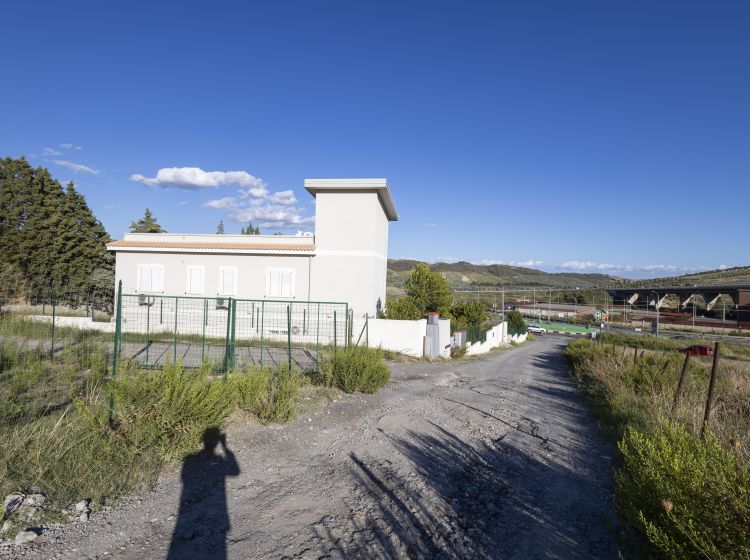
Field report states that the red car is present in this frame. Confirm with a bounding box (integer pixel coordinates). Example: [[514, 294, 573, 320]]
[[679, 345, 714, 357]]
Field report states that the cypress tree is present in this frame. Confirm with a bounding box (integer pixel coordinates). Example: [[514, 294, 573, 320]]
[[217, 220, 225, 234]]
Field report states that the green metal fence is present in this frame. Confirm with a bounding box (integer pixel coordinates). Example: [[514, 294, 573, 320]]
[[112, 284, 349, 375]]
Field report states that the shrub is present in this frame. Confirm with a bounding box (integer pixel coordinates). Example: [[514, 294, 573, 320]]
[[615, 421, 750, 559], [450, 344, 467, 359], [403, 263, 452, 316], [92, 363, 237, 464], [232, 366, 301, 424], [506, 309, 527, 335], [566, 338, 750, 556], [321, 346, 390, 393], [385, 296, 423, 320], [450, 300, 486, 330]]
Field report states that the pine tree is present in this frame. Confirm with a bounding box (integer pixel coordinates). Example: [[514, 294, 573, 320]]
[[240, 226, 245, 235], [243, 222, 254, 235], [0, 158, 113, 296], [217, 220, 225, 234], [254, 226, 260, 235], [130, 209, 166, 233]]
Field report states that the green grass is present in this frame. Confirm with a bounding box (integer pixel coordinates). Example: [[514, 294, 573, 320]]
[[0, 334, 391, 530], [565, 338, 749, 558]]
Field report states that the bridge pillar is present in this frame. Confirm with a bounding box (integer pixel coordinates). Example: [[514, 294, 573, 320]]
[[738, 289, 750, 328], [703, 292, 721, 311], [648, 294, 667, 308], [679, 294, 694, 309]]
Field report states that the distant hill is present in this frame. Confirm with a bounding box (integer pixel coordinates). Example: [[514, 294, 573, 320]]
[[387, 260, 622, 289], [628, 266, 750, 287], [387, 261, 750, 290]]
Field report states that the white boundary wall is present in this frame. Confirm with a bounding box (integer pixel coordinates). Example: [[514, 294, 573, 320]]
[[365, 318, 427, 357]]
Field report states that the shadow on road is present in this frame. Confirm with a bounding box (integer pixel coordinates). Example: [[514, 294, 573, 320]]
[[311, 418, 615, 559], [167, 427, 240, 560]]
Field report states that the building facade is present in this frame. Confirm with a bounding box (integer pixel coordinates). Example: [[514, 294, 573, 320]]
[[108, 179, 398, 318]]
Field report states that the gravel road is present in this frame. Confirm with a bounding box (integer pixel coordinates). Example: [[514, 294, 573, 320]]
[[9, 335, 620, 559]]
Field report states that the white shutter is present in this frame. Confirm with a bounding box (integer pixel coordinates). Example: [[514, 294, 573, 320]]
[[138, 265, 150, 291], [282, 271, 293, 297], [138, 264, 164, 293], [266, 268, 295, 298], [219, 267, 236, 295], [152, 266, 164, 293], [186, 266, 203, 294]]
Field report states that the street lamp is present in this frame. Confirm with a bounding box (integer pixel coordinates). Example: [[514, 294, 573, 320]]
[[649, 290, 660, 337]]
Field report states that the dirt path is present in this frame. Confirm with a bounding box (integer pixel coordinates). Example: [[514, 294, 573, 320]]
[[12, 336, 620, 559]]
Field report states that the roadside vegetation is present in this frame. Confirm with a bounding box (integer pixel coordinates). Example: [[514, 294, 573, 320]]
[[385, 263, 489, 331], [0, 337, 389, 538], [565, 333, 749, 559]]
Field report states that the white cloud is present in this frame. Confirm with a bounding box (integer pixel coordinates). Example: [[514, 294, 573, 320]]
[[510, 260, 544, 267], [177, 200, 188, 206], [204, 197, 237, 210], [60, 143, 82, 150], [42, 147, 63, 156], [202, 172, 313, 229], [424, 223, 438, 228], [131, 167, 265, 190], [52, 159, 99, 175], [267, 190, 297, 206]]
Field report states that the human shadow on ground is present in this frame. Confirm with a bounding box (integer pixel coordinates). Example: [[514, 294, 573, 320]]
[[167, 427, 240, 560]]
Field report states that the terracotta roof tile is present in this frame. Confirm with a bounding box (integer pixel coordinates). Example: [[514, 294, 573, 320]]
[[107, 240, 315, 251]]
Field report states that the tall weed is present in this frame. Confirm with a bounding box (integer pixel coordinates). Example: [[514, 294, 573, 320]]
[[321, 346, 390, 393]]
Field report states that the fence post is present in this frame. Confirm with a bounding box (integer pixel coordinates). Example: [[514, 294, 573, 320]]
[[333, 310, 337, 353], [50, 296, 56, 359], [671, 353, 691, 415], [260, 301, 265, 368], [366, 314, 369, 347], [346, 305, 350, 349], [316, 304, 321, 367], [145, 298, 150, 365], [223, 298, 232, 374], [109, 280, 123, 425], [287, 304, 292, 370], [202, 299, 207, 363], [173, 297, 179, 365], [230, 298, 237, 374], [701, 342, 721, 439]]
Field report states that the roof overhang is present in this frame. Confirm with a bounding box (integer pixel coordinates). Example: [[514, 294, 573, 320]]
[[304, 178, 398, 221], [107, 239, 315, 256]]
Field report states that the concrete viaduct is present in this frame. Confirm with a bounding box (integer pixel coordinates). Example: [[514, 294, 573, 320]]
[[607, 284, 750, 327]]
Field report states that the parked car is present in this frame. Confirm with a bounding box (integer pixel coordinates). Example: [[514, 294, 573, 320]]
[[679, 345, 714, 357], [527, 324, 547, 334]]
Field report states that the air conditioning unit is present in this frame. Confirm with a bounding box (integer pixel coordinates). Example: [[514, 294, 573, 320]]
[[138, 295, 154, 306], [216, 298, 228, 310]]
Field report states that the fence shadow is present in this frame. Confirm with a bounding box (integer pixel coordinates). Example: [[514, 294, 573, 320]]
[[167, 427, 240, 560]]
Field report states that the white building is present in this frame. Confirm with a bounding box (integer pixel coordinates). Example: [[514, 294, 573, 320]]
[[108, 179, 397, 318]]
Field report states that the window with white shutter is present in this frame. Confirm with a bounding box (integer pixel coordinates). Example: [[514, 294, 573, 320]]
[[219, 266, 237, 296], [137, 264, 164, 293], [186, 265, 204, 295], [266, 267, 295, 298]]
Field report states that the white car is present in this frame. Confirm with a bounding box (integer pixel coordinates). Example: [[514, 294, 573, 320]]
[[527, 324, 547, 334]]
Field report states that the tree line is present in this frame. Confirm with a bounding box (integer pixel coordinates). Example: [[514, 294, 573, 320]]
[[0, 157, 113, 299]]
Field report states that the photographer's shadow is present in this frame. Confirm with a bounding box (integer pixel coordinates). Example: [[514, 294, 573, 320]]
[[167, 427, 240, 560]]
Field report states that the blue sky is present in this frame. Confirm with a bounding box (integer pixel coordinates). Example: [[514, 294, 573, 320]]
[[2, 1, 748, 278]]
